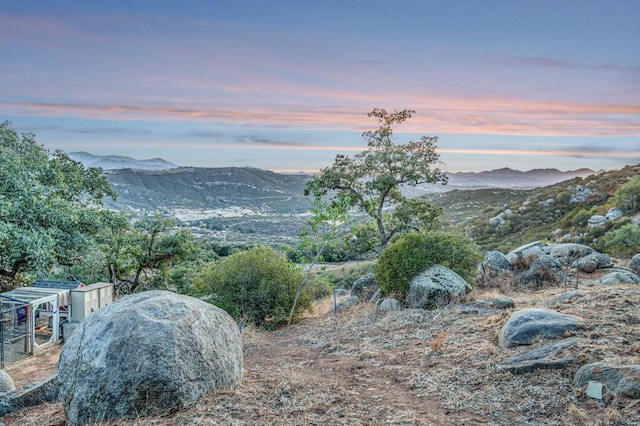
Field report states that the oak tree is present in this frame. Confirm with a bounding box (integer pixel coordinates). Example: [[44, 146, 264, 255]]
[[306, 108, 447, 251]]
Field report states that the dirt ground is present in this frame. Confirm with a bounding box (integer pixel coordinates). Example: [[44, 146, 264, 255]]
[[2, 270, 639, 426]]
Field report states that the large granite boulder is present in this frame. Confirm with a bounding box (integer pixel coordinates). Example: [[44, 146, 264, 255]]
[[350, 273, 378, 301], [498, 338, 578, 374], [506, 241, 545, 264], [571, 252, 611, 273], [588, 215, 607, 228], [548, 243, 594, 265], [630, 253, 640, 274], [406, 265, 472, 310], [498, 308, 583, 348], [574, 363, 640, 399], [57, 291, 244, 426]]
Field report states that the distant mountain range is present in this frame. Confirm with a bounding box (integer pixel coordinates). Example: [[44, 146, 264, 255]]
[[103, 167, 311, 213], [445, 167, 595, 189], [68, 151, 595, 212], [68, 152, 177, 171]]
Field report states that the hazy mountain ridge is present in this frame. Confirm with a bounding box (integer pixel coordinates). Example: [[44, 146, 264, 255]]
[[68, 151, 178, 170], [445, 167, 595, 189], [104, 166, 312, 213]]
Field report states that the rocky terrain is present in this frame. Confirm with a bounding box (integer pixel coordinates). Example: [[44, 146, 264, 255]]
[[2, 255, 639, 426]]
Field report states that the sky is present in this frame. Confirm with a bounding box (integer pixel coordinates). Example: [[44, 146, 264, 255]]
[[1, 0, 639, 173]]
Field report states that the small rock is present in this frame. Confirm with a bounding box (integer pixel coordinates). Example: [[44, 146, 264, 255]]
[[489, 216, 505, 227], [538, 198, 554, 208], [586, 381, 603, 399], [333, 288, 351, 297], [336, 295, 359, 311], [350, 273, 378, 301], [369, 289, 381, 304], [569, 185, 592, 204], [545, 290, 584, 308], [376, 298, 402, 316], [492, 297, 515, 309]]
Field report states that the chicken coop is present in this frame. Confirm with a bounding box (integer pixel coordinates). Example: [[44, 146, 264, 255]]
[[0, 280, 114, 368]]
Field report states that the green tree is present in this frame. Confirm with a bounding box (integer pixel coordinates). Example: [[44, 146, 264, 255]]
[[614, 177, 640, 213], [114, 214, 198, 294], [194, 246, 310, 329], [0, 122, 116, 288], [305, 108, 447, 252]]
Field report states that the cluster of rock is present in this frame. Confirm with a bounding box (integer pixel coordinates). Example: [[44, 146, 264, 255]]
[[587, 207, 624, 228], [477, 241, 640, 287], [496, 302, 640, 400]]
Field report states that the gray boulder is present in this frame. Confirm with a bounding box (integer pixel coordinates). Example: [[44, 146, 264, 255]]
[[605, 207, 623, 221], [492, 297, 515, 309], [0, 370, 15, 394], [369, 289, 381, 304], [538, 198, 554, 208], [545, 290, 584, 308], [406, 265, 472, 310], [630, 253, 640, 274], [489, 216, 505, 228], [478, 251, 513, 279], [498, 308, 583, 348], [571, 252, 611, 273], [350, 273, 378, 301], [598, 271, 640, 285], [574, 362, 640, 399], [498, 338, 578, 374], [588, 215, 607, 228], [57, 291, 244, 426], [569, 185, 592, 204], [506, 241, 546, 264], [376, 298, 402, 316], [548, 243, 594, 265], [336, 295, 359, 311]]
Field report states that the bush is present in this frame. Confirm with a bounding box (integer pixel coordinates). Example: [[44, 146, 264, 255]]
[[375, 231, 480, 298], [194, 246, 311, 329], [614, 176, 640, 213], [597, 223, 640, 258]]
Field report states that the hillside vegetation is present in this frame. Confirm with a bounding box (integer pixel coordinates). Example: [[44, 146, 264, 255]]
[[425, 164, 640, 254]]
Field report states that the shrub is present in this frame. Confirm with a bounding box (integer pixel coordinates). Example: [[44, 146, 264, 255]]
[[597, 223, 640, 258], [614, 176, 640, 213], [194, 246, 311, 329], [375, 231, 480, 297]]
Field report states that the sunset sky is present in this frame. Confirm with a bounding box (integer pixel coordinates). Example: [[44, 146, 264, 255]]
[[1, 0, 638, 172]]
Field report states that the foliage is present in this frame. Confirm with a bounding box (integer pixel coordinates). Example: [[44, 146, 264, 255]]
[[375, 231, 480, 298], [194, 246, 310, 329], [0, 122, 116, 288], [287, 192, 351, 324], [306, 108, 447, 252], [614, 176, 640, 213], [107, 214, 199, 294], [597, 223, 640, 258]]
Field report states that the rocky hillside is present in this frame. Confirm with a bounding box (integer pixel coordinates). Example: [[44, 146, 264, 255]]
[[425, 164, 640, 253]]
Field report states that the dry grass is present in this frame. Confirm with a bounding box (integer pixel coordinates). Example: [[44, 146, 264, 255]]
[[3, 275, 640, 426]]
